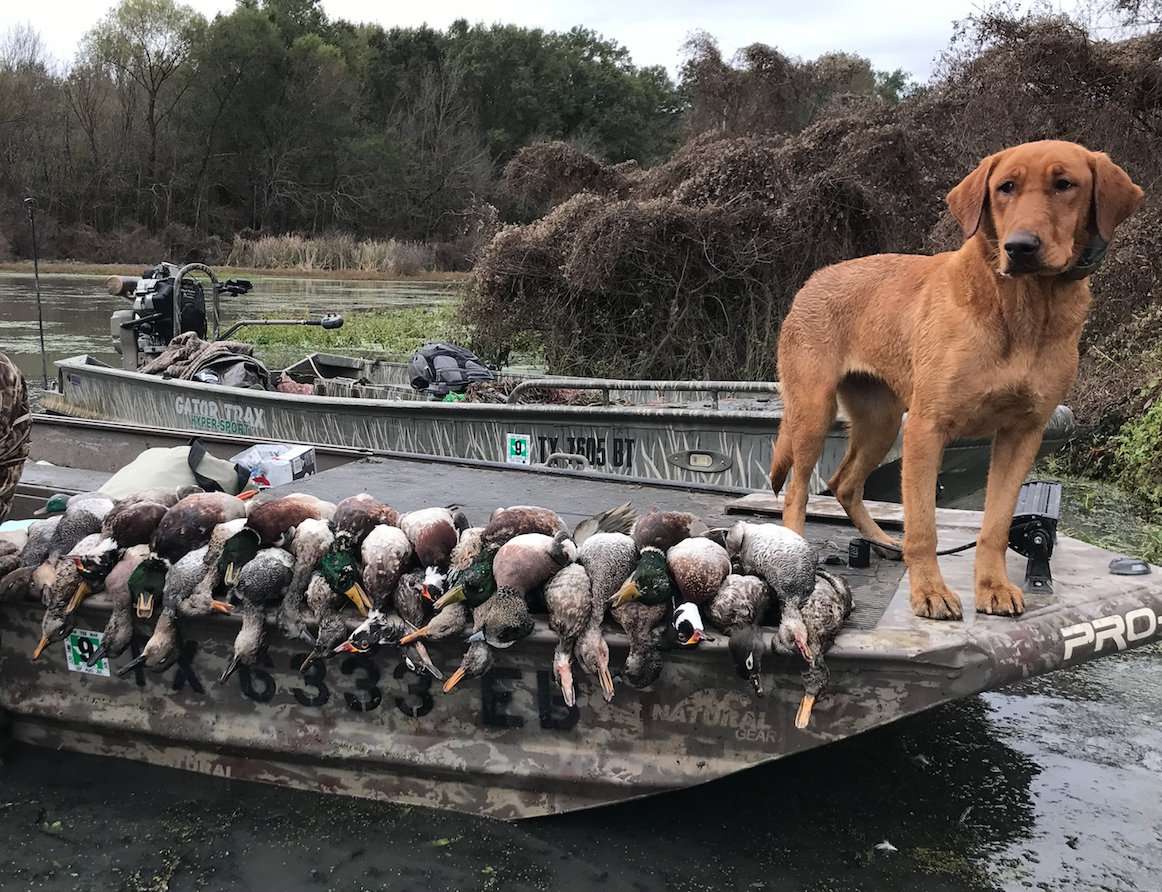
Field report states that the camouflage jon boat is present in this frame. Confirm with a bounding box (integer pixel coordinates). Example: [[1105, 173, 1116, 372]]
[[36, 263, 1073, 501], [1, 419, 1157, 819], [41, 352, 1075, 504]]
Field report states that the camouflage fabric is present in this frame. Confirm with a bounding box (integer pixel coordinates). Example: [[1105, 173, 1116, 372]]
[[0, 355, 30, 523]]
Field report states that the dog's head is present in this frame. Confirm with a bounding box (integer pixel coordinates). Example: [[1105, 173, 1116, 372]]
[[946, 140, 1143, 277]]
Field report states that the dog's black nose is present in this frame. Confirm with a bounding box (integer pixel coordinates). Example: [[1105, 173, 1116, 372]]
[[1004, 232, 1042, 270]]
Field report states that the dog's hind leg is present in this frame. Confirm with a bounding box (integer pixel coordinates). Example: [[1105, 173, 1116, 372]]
[[780, 388, 838, 536], [830, 377, 906, 554]]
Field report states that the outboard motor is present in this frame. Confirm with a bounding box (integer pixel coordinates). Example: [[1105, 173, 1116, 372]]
[[111, 262, 241, 369]]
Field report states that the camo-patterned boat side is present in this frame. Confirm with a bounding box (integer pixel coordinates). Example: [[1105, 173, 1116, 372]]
[[2, 531, 1159, 820]]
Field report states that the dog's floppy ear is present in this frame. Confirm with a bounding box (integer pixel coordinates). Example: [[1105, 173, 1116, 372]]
[[946, 152, 998, 239], [1091, 152, 1144, 242]]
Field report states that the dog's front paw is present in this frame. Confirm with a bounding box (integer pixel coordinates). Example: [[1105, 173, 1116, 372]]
[[975, 579, 1025, 616], [910, 584, 964, 621]]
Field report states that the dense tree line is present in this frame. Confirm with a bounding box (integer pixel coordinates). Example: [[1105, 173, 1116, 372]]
[[0, 0, 905, 263]]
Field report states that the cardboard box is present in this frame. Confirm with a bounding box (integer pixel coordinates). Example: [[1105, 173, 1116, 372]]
[[231, 443, 317, 488]]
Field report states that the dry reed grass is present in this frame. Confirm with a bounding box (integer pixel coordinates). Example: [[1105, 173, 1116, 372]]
[[226, 235, 437, 275]]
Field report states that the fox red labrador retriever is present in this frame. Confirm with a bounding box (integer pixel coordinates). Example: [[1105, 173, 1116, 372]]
[[769, 140, 1143, 620]]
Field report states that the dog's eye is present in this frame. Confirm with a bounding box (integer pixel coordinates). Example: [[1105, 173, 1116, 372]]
[[1054, 178, 1074, 192], [997, 181, 1016, 195]]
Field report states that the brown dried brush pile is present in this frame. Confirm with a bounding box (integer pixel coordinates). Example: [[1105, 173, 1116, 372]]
[[466, 115, 953, 380], [463, 14, 1162, 419]]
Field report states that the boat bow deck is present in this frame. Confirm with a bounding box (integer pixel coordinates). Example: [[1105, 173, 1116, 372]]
[[2, 453, 1157, 819]]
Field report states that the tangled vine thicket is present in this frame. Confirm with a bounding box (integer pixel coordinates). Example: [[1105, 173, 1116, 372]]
[[462, 12, 1162, 431]]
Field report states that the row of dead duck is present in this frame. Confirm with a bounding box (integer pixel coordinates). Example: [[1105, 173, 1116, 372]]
[[0, 485, 853, 729]]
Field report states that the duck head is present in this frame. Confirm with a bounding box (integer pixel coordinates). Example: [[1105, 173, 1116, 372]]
[[727, 624, 765, 696], [319, 549, 371, 616], [127, 558, 169, 618], [671, 601, 713, 646], [220, 528, 261, 586], [33, 493, 72, 517], [434, 544, 498, 610], [772, 612, 813, 662], [420, 566, 446, 603], [611, 547, 673, 608]]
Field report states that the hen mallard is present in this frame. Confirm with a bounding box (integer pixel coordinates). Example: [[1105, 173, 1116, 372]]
[[576, 531, 638, 702], [442, 639, 493, 693], [221, 547, 294, 683], [398, 599, 470, 646], [32, 557, 84, 659], [542, 562, 592, 707]]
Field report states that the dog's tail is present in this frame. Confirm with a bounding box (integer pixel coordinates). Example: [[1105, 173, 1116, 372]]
[[768, 424, 793, 493]]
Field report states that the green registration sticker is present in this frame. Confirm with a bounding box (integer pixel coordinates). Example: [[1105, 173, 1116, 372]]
[[65, 629, 110, 677], [506, 433, 532, 465]]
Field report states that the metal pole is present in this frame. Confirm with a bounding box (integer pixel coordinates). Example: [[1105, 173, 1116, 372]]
[[24, 198, 48, 388]]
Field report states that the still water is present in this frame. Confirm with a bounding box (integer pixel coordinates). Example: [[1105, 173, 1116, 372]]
[[0, 270, 457, 384], [0, 646, 1158, 891], [0, 272, 1160, 890]]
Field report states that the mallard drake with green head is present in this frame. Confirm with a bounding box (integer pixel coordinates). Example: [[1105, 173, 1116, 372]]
[[433, 542, 499, 611], [318, 547, 371, 615]]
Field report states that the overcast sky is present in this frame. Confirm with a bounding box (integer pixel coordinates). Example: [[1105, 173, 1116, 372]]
[[2, 0, 1036, 82]]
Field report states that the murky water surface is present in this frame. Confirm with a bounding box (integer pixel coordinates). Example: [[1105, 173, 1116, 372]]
[[1, 273, 1161, 890], [2, 645, 1159, 892], [0, 271, 456, 384]]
